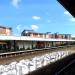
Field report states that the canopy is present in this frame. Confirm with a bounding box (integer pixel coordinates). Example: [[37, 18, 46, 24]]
[[57, 0, 75, 17]]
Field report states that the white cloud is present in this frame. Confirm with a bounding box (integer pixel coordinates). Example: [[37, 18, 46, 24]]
[[11, 0, 21, 8], [47, 20, 51, 23], [69, 18, 75, 22], [32, 16, 40, 20], [64, 11, 71, 16], [64, 11, 75, 22], [16, 24, 21, 31], [31, 25, 39, 31]]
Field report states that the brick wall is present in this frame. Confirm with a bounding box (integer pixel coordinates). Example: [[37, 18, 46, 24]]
[[0, 27, 11, 35]]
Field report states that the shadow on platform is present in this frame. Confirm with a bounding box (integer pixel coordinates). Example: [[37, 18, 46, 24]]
[[27, 53, 75, 75]]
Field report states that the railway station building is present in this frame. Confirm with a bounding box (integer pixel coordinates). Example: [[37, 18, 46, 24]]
[[0, 26, 74, 53]]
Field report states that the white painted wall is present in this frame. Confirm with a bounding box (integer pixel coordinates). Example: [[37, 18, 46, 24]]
[[33, 41, 37, 48], [18, 41, 32, 49], [46, 34, 49, 38], [24, 41, 32, 49], [45, 42, 52, 48], [17, 41, 23, 50], [17, 41, 37, 50]]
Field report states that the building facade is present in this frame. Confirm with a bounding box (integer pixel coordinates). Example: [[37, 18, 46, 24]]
[[21, 30, 71, 39], [0, 27, 73, 53], [0, 26, 12, 36]]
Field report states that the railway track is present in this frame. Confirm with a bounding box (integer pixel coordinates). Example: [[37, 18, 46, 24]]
[[0, 45, 74, 65]]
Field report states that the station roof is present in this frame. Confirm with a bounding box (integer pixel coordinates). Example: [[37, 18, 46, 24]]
[[0, 26, 12, 29], [0, 36, 74, 42], [57, 0, 75, 17]]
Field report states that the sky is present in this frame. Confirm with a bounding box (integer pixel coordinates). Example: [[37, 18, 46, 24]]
[[0, 0, 75, 36]]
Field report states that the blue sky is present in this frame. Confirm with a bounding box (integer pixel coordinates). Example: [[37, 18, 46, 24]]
[[0, 0, 75, 36]]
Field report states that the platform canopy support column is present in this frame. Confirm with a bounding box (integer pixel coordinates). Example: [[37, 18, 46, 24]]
[[45, 42, 46, 48], [52, 41, 56, 47], [32, 41, 34, 49], [13, 40, 17, 51]]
